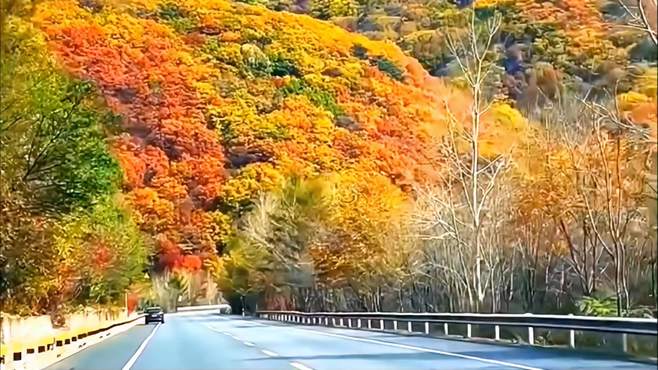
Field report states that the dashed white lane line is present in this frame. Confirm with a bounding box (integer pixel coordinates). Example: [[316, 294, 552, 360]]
[[236, 318, 541, 369], [205, 324, 283, 362], [290, 361, 314, 370], [121, 323, 161, 370], [205, 324, 259, 349], [204, 324, 239, 339]]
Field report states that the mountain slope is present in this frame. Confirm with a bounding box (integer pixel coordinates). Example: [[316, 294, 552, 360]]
[[35, 0, 512, 268]]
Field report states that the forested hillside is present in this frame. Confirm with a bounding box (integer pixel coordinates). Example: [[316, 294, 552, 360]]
[[1, 0, 656, 317]]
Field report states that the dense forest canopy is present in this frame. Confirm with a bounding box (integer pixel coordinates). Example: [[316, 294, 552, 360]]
[[1, 0, 656, 318]]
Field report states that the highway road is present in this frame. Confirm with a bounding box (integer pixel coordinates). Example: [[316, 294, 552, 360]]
[[45, 311, 655, 370]]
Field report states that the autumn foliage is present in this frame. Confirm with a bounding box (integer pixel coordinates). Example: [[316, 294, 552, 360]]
[[30, 0, 529, 273], [2, 0, 656, 316]]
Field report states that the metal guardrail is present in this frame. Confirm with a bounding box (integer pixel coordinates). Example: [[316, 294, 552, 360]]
[[256, 310, 657, 351]]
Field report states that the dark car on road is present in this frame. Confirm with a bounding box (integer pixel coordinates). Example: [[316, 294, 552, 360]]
[[145, 307, 165, 324]]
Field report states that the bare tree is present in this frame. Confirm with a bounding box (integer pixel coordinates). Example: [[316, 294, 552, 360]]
[[442, 8, 509, 312], [556, 94, 653, 315], [618, 0, 658, 46]]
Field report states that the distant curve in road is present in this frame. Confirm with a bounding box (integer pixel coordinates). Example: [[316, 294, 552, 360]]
[[45, 311, 655, 370]]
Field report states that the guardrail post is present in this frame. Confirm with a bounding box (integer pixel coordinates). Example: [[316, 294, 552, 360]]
[[13, 350, 23, 369], [256, 310, 654, 354], [568, 313, 575, 348]]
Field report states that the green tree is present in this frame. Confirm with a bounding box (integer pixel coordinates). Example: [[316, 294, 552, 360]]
[[0, 16, 149, 314], [215, 177, 330, 307], [1, 38, 122, 213]]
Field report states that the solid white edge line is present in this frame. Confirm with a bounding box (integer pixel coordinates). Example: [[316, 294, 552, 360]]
[[262, 349, 279, 357], [121, 324, 161, 370], [250, 317, 541, 370], [290, 361, 314, 370], [293, 327, 543, 370], [42, 318, 143, 369]]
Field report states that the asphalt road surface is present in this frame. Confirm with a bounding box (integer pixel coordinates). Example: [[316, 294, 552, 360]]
[[45, 311, 655, 370]]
